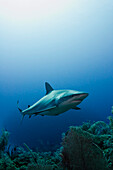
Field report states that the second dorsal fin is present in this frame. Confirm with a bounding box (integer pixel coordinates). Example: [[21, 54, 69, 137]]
[[45, 82, 54, 95]]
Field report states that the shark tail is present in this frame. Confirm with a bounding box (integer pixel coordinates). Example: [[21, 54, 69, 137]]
[[17, 100, 25, 123], [17, 100, 22, 112]]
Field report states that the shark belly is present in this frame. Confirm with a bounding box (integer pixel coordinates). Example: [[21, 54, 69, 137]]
[[38, 99, 81, 116], [39, 105, 72, 116]]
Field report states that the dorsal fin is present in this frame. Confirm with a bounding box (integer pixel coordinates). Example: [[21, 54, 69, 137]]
[[45, 82, 54, 95]]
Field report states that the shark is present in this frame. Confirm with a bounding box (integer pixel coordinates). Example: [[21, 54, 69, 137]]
[[17, 82, 88, 119]]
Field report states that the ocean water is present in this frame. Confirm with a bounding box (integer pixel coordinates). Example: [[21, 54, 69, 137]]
[[0, 0, 113, 152]]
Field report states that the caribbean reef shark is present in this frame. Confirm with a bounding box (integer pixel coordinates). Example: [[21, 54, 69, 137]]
[[17, 82, 88, 119]]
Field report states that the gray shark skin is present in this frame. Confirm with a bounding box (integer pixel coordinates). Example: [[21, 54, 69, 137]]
[[17, 82, 88, 119]]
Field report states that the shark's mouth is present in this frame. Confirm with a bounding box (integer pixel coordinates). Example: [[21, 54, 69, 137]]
[[72, 100, 81, 104], [73, 93, 88, 101]]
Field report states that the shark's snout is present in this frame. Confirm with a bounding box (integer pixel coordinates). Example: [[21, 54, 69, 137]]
[[82, 93, 88, 97], [73, 92, 88, 101], [80, 93, 89, 100]]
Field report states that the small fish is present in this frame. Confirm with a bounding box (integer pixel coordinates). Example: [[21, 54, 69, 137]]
[[17, 82, 88, 120]]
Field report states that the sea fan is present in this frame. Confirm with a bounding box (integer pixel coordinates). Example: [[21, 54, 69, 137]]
[[61, 126, 108, 170]]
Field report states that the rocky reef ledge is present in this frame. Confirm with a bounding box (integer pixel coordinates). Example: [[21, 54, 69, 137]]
[[1, 117, 113, 170]]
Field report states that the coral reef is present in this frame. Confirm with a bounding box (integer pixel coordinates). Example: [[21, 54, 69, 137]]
[[0, 129, 9, 152], [88, 121, 110, 135], [111, 106, 113, 114], [0, 129, 62, 169], [1, 117, 113, 169]]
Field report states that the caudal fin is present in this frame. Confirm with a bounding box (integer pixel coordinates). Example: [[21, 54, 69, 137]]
[[17, 100, 22, 112], [17, 100, 25, 124]]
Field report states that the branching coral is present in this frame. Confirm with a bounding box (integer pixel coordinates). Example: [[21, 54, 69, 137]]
[[0, 129, 9, 152], [88, 121, 110, 135], [108, 116, 113, 132], [111, 106, 113, 114], [0, 153, 17, 170], [107, 107, 113, 131], [81, 121, 91, 131], [23, 143, 38, 164]]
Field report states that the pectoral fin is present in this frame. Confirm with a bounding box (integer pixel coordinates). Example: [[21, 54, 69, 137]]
[[72, 106, 81, 110]]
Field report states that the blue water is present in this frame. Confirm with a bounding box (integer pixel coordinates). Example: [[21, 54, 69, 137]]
[[0, 0, 113, 151]]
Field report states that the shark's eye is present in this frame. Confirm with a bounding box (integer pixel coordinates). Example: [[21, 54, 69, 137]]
[[71, 94, 75, 97]]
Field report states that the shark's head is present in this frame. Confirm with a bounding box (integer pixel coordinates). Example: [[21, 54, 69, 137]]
[[57, 90, 89, 107], [69, 90, 89, 101]]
